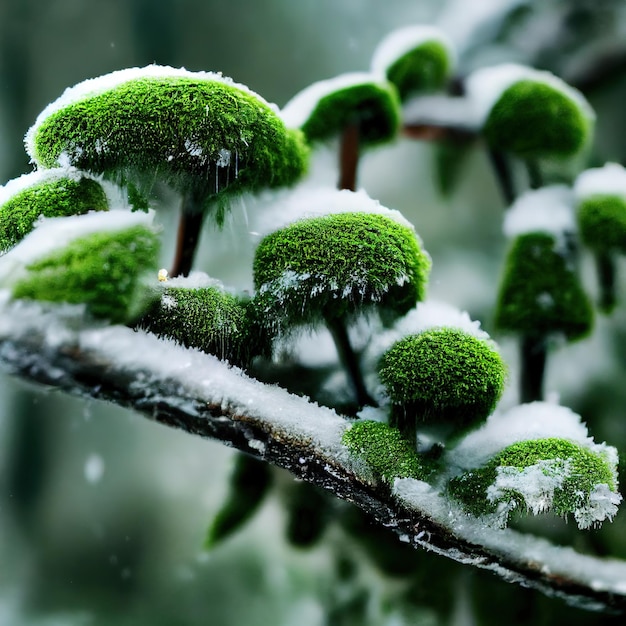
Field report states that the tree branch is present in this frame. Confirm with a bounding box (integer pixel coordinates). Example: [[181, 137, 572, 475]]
[[1, 300, 626, 614]]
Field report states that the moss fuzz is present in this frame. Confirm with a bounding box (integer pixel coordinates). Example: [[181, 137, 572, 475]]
[[301, 82, 400, 147], [12, 225, 159, 323], [484, 79, 591, 158], [448, 438, 617, 522], [495, 233, 593, 340], [31, 77, 309, 210], [386, 40, 452, 101], [342, 420, 432, 483], [253, 212, 430, 331], [140, 285, 269, 367], [378, 328, 506, 431], [0, 177, 108, 253], [578, 195, 626, 252]]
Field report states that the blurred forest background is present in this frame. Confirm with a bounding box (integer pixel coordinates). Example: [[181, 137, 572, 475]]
[[3, 0, 626, 624]]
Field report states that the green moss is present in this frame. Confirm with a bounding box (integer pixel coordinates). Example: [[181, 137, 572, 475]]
[[342, 420, 433, 482], [300, 82, 400, 147], [449, 438, 618, 524], [483, 79, 592, 158], [12, 225, 159, 323], [0, 176, 108, 253], [495, 233, 593, 340], [386, 40, 452, 101], [378, 328, 506, 431], [578, 195, 626, 252], [253, 212, 430, 330], [140, 285, 269, 367], [31, 76, 309, 211]]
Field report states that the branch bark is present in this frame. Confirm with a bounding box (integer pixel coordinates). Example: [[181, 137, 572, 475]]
[[1, 304, 626, 614]]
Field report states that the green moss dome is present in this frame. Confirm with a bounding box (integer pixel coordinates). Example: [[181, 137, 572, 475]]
[[484, 79, 592, 159], [578, 195, 626, 252], [378, 328, 506, 429], [12, 225, 159, 323], [28, 73, 309, 209], [495, 233, 593, 340], [0, 174, 108, 253], [253, 212, 430, 330]]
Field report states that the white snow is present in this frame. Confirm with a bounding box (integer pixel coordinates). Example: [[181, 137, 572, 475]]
[[0, 209, 155, 285], [502, 185, 575, 238], [447, 401, 601, 471], [371, 24, 455, 77], [464, 63, 595, 128], [25, 64, 278, 162], [280, 72, 392, 130], [402, 95, 478, 130], [574, 162, 626, 201]]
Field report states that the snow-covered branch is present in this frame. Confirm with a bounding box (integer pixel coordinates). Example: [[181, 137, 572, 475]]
[[1, 301, 626, 614]]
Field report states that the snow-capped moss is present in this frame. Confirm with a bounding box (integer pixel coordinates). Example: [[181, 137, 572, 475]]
[[27, 69, 309, 212], [479, 75, 593, 159], [253, 212, 430, 330], [11, 225, 159, 323], [140, 284, 269, 366], [378, 328, 506, 436], [0, 173, 108, 253], [577, 195, 626, 252], [283, 74, 401, 147], [448, 438, 621, 529], [495, 232, 593, 339], [342, 420, 433, 483]]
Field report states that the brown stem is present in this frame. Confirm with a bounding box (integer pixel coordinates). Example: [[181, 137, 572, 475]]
[[402, 124, 476, 143], [520, 335, 547, 403], [170, 193, 207, 278], [338, 122, 360, 191]]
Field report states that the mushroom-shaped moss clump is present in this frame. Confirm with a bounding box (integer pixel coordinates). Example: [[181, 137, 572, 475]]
[[254, 211, 430, 407], [140, 280, 269, 367], [3, 211, 159, 324], [281, 73, 400, 190], [26, 65, 309, 277], [466, 64, 594, 160], [448, 438, 621, 529], [575, 163, 626, 313], [0, 169, 108, 253], [371, 25, 455, 101], [342, 420, 433, 483], [378, 328, 506, 443]]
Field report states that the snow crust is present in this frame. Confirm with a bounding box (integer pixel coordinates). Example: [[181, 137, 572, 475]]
[[371, 25, 455, 76], [502, 185, 575, 238], [574, 162, 626, 200], [465, 63, 594, 128], [280, 72, 391, 130], [0, 210, 154, 285], [25, 64, 276, 160]]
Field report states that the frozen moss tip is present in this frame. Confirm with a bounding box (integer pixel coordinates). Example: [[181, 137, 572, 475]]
[[342, 420, 433, 483], [140, 284, 269, 366], [448, 438, 621, 529], [495, 232, 593, 340], [378, 328, 506, 431], [26, 66, 309, 211], [0, 170, 108, 253], [281, 73, 400, 147], [371, 25, 455, 101], [11, 224, 159, 323], [253, 212, 431, 331]]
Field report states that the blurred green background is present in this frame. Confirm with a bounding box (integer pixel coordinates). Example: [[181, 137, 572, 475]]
[[3, 1, 626, 624]]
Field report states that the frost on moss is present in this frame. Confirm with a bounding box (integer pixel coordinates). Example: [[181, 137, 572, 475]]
[[140, 284, 269, 367], [27, 70, 309, 213], [495, 232, 593, 339], [11, 225, 159, 324], [448, 438, 621, 529], [378, 328, 506, 440], [253, 212, 430, 331], [0, 173, 108, 253], [342, 420, 433, 483], [282, 74, 401, 147]]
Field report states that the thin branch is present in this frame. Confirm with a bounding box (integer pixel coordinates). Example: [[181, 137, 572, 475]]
[[1, 305, 626, 614]]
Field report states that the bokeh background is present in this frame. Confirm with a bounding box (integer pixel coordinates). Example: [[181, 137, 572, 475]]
[[2, 1, 626, 624]]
